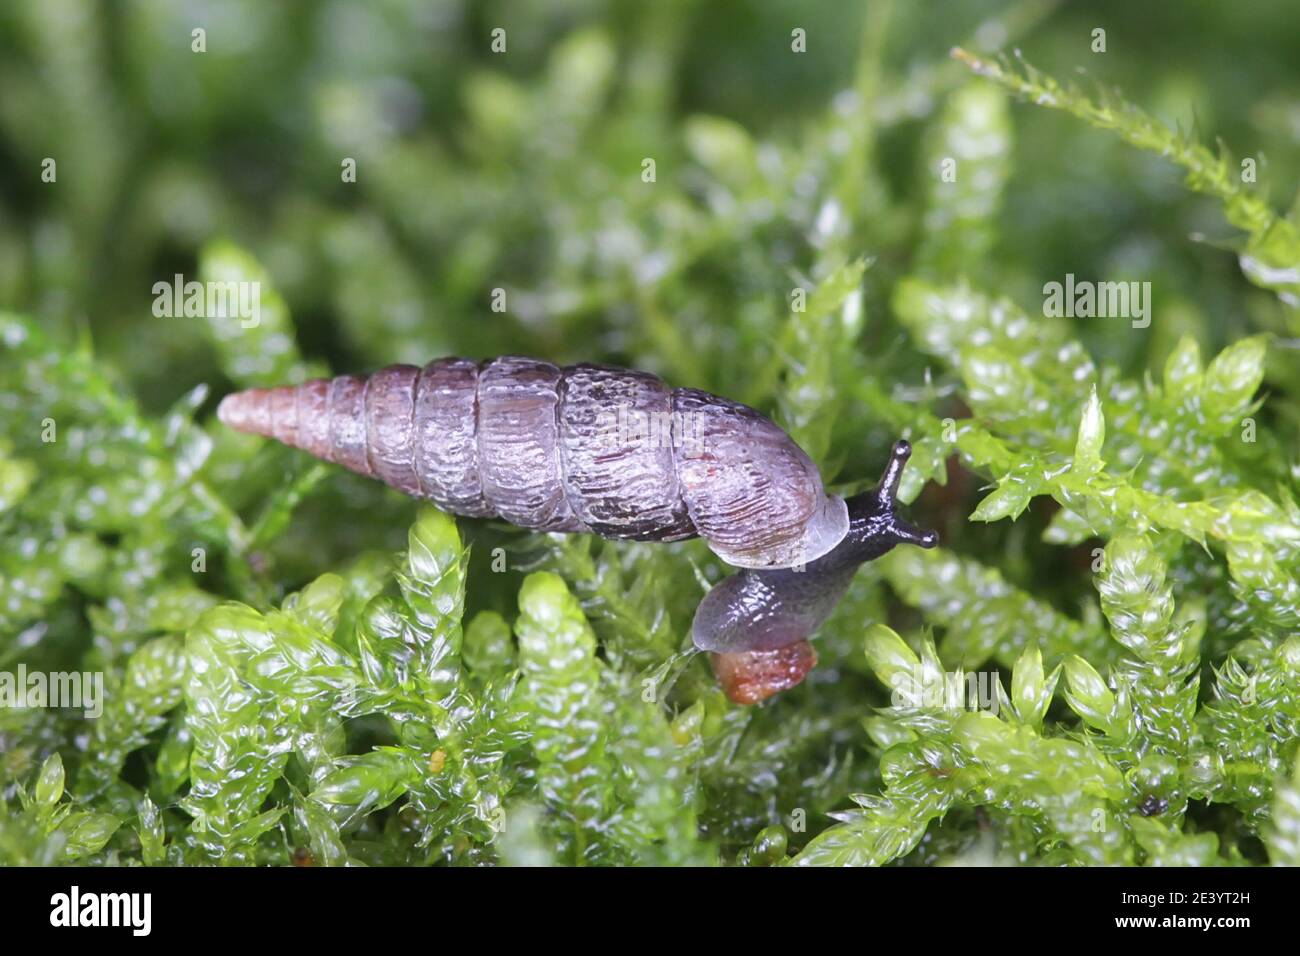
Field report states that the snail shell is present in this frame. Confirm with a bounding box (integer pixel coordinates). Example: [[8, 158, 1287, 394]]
[[217, 356, 849, 570]]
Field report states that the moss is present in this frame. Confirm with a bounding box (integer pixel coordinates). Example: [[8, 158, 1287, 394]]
[[2, 1, 1299, 865]]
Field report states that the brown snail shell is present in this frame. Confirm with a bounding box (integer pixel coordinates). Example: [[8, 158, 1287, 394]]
[[218, 356, 849, 570]]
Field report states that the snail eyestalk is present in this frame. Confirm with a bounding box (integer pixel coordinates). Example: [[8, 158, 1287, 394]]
[[876, 438, 912, 508], [834, 439, 939, 560]]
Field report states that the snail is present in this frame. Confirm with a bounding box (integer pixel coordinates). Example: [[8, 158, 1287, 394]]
[[217, 356, 937, 702]]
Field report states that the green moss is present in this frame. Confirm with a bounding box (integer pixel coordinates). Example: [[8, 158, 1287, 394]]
[[2, 1, 1299, 865]]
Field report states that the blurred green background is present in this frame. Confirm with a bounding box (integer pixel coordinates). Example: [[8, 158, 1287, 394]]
[[3, 0, 1298, 403]]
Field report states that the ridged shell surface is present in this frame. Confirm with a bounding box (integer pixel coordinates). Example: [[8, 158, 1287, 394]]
[[217, 356, 849, 569]]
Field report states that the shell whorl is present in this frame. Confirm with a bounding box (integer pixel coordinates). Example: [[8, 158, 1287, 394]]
[[216, 356, 849, 569]]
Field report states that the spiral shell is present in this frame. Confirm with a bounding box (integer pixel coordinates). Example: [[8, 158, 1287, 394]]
[[217, 356, 849, 569]]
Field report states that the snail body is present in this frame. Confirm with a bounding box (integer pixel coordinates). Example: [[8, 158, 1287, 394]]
[[695, 441, 938, 703], [217, 356, 849, 570]]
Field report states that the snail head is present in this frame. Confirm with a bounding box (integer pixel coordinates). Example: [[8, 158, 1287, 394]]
[[840, 439, 939, 561]]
